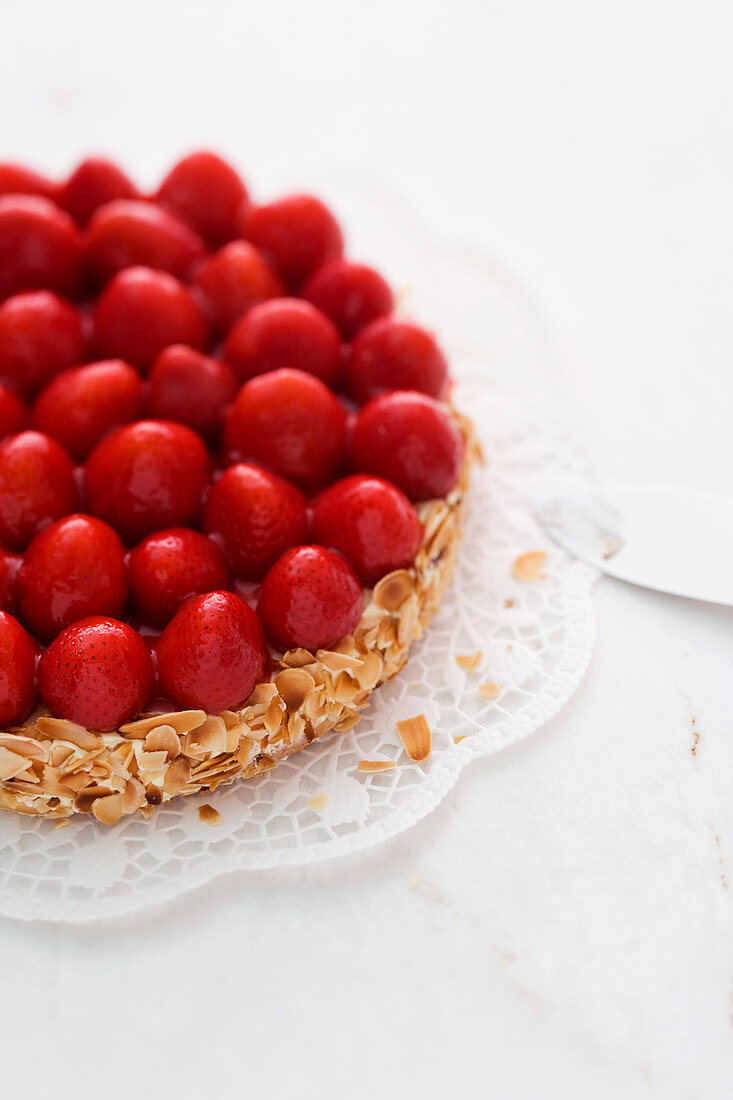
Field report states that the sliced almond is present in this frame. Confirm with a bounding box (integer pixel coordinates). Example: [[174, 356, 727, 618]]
[[353, 650, 383, 691], [0, 746, 34, 782], [396, 714, 432, 762], [316, 650, 364, 673], [274, 667, 315, 712], [187, 715, 228, 755], [456, 651, 482, 672], [162, 757, 191, 796], [143, 724, 181, 760], [0, 733, 49, 762], [478, 681, 500, 700], [198, 803, 221, 826], [356, 760, 396, 773], [36, 716, 102, 751], [92, 793, 124, 825], [512, 551, 546, 581], [373, 569, 415, 612], [120, 710, 206, 738]]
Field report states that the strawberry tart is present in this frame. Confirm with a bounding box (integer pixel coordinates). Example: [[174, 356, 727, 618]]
[[0, 153, 478, 824]]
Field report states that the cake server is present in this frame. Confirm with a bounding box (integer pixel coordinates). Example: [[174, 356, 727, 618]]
[[531, 483, 733, 607]]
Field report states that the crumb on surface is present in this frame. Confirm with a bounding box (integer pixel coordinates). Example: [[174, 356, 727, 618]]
[[456, 651, 481, 671], [512, 550, 546, 581], [478, 681, 500, 700], [396, 714, 432, 762], [198, 803, 221, 826], [307, 790, 330, 812]]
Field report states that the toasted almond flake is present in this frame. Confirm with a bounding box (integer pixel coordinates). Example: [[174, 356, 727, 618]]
[[274, 667, 315, 712], [121, 777, 146, 815], [36, 716, 102, 751], [263, 695, 285, 734], [357, 760, 396, 773], [316, 650, 364, 672], [120, 710, 206, 738], [0, 746, 34, 782], [50, 743, 74, 768], [0, 733, 49, 762], [142, 724, 181, 760], [53, 818, 70, 830], [456, 651, 482, 672], [188, 714, 228, 755], [353, 650, 383, 691], [307, 790, 329, 812], [198, 803, 221, 826], [280, 647, 316, 669], [512, 550, 546, 581], [248, 682, 279, 707], [478, 681, 500, 700], [373, 569, 415, 611], [162, 757, 191, 796], [396, 714, 432, 762], [91, 793, 124, 825]]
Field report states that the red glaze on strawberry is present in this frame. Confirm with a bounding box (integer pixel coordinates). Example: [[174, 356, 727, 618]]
[[129, 527, 230, 628], [239, 194, 343, 286], [93, 266, 208, 368], [38, 616, 154, 730], [312, 475, 422, 586], [0, 195, 82, 301], [0, 163, 57, 200], [352, 392, 465, 502], [157, 151, 249, 247], [18, 514, 128, 642], [0, 550, 22, 614], [192, 241, 284, 335], [302, 258, 393, 338], [0, 291, 87, 398], [59, 157, 139, 225], [258, 545, 363, 652], [223, 368, 347, 490], [0, 431, 77, 551], [223, 298, 342, 388], [85, 199, 206, 283], [0, 385, 27, 440], [0, 612, 39, 726], [32, 359, 143, 461], [346, 316, 448, 404], [85, 420, 210, 544], [157, 590, 267, 712], [147, 345, 238, 442], [203, 463, 309, 580]]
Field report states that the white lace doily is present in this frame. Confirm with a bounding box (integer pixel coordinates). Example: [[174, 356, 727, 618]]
[[0, 184, 597, 921]]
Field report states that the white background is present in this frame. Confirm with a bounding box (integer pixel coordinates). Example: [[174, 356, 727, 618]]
[[1, 2, 733, 1097]]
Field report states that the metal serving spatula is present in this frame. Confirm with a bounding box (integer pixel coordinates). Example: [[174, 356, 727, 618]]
[[531, 484, 733, 607]]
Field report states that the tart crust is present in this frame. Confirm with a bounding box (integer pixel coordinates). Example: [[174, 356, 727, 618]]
[[0, 410, 479, 824]]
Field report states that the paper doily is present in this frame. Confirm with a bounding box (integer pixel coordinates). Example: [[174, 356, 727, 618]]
[[0, 184, 597, 921]]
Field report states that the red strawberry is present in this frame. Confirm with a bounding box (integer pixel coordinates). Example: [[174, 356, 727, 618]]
[[192, 241, 283, 335], [302, 258, 393, 338], [0, 195, 83, 301], [59, 157, 139, 225], [0, 550, 22, 614], [147, 345, 238, 442], [0, 290, 87, 398], [85, 420, 210, 545], [18, 514, 128, 642], [0, 612, 39, 726], [257, 545, 363, 652], [346, 316, 448, 404], [32, 359, 143, 461], [223, 298, 342, 388], [223, 368, 347, 490], [203, 463, 309, 580], [352, 391, 465, 502], [312, 475, 422, 586], [239, 194, 343, 286], [0, 431, 77, 551], [156, 151, 249, 247], [0, 163, 57, 201], [93, 266, 209, 369], [129, 527, 230, 628], [156, 590, 267, 712], [0, 385, 27, 440], [85, 199, 206, 283], [38, 616, 154, 730]]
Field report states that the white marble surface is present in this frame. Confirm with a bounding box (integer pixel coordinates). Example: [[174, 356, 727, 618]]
[[1, 1, 733, 1096]]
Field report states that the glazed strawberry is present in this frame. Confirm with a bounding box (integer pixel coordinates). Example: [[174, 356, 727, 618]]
[[203, 463, 309, 580], [258, 545, 363, 652], [0, 431, 77, 551], [192, 241, 284, 335], [239, 194, 343, 286], [85, 199, 206, 283], [32, 359, 143, 461], [156, 151, 249, 246], [129, 527, 230, 628], [302, 258, 393, 338], [93, 266, 208, 368], [312, 475, 422, 586], [0, 195, 82, 301], [346, 316, 448, 404], [0, 551, 21, 614], [352, 392, 465, 502], [38, 617, 154, 730], [223, 368, 348, 490], [59, 157, 139, 225], [0, 291, 87, 397], [18, 514, 128, 642], [0, 612, 39, 726], [223, 298, 342, 388], [0, 385, 27, 440], [157, 590, 267, 712], [147, 345, 238, 441], [0, 163, 57, 200]]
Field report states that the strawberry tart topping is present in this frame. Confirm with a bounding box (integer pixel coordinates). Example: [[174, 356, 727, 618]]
[[0, 612, 39, 726], [129, 527, 230, 628]]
